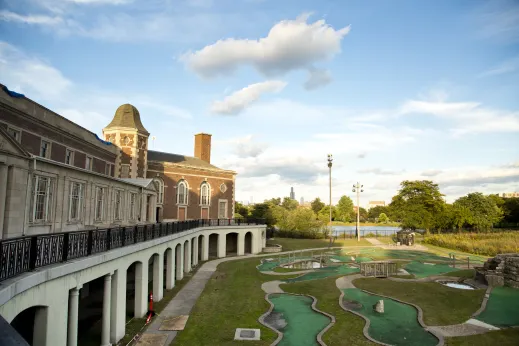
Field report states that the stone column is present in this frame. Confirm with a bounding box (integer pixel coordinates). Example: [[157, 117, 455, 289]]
[[134, 262, 147, 317], [0, 164, 8, 238], [192, 237, 198, 266], [184, 240, 191, 274], [153, 253, 164, 301], [176, 245, 184, 280], [110, 269, 126, 344], [165, 248, 175, 289], [67, 287, 81, 346], [237, 232, 245, 256], [101, 273, 112, 346], [202, 235, 209, 261], [217, 233, 226, 258]]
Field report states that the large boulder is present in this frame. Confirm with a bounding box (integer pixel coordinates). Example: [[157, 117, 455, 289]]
[[373, 300, 384, 314]]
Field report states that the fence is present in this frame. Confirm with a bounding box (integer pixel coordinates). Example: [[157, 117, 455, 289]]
[[0, 218, 265, 283]]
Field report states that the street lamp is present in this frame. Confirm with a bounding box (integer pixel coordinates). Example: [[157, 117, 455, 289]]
[[327, 154, 333, 246], [352, 182, 364, 242]]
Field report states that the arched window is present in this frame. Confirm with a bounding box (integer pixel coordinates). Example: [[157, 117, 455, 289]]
[[200, 182, 210, 206], [177, 180, 188, 205], [153, 178, 164, 204]]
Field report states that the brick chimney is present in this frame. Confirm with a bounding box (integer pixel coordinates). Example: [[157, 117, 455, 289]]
[[194, 133, 212, 163]]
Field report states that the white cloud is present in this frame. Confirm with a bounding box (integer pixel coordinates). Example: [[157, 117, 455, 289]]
[[0, 41, 72, 100], [210, 80, 287, 115], [181, 13, 350, 88], [400, 97, 519, 135], [304, 68, 332, 90], [478, 55, 519, 77], [0, 10, 62, 25], [216, 135, 269, 158], [472, 0, 519, 43]]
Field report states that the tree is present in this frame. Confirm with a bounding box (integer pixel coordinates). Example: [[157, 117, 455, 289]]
[[287, 208, 323, 235], [266, 197, 281, 206], [336, 195, 354, 222], [378, 212, 389, 223], [235, 201, 249, 218], [318, 205, 338, 223], [389, 180, 445, 232], [250, 203, 276, 227], [502, 198, 519, 223], [281, 197, 299, 211], [454, 193, 504, 230], [368, 205, 390, 222], [359, 207, 368, 222], [311, 197, 325, 214]]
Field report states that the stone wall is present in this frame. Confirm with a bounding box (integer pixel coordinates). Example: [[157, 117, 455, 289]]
[[479, 253, 519, 288]]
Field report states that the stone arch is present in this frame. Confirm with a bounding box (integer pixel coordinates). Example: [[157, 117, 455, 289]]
[[164, 247, 174, 290], [208, 233, 219, 259], [175, 243, 183, 281], [126, 260, 146, 318], [226, 232, 238, 256], [10, 305, 49, 346], [183, 240, 190, 274], [148, 252, 163, 302], [245, 231, 252, 254], [198, 234, 205, 262], [191, 236, 197, 267]]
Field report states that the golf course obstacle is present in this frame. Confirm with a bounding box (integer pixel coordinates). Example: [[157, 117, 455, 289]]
[[360, 261, 398, 277]]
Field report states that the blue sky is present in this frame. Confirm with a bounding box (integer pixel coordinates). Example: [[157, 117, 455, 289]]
[[1, 0, 518, 206]]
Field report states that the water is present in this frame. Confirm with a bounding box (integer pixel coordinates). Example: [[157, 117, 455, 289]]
[[331, 226, 400, 237], [437, 281, 475, 290], [283, 260, 322, 269]]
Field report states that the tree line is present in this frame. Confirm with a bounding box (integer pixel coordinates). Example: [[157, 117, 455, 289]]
[[235, 180, 519, 236]]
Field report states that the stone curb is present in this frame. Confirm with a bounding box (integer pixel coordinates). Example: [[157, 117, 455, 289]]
[[259, 292, 335, 346], [471, 286, 493, 318], [357, 288, 445, 346]]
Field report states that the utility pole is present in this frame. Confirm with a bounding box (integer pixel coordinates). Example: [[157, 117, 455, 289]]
[[352, 182, 364, 242], [327, 154, 333, 247]]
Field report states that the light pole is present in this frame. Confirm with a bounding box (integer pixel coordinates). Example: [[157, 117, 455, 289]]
[[327, 154, 333, 246], [352, 182, 363, 242]]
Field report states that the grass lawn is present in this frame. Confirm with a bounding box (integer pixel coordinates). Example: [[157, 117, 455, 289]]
[[117, 264, 204, 346], [272, 266, 310, 273], [353, 278, 485, 325], [420, 243, 490, 263], [443, 269, 475, 278], [267, 237, 372, 251], [282, 276, 376, 345], [446, 328, 519, 346], [172, 258, 298, 346]]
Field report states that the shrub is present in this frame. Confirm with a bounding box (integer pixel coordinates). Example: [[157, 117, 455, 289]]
[[423, 231, 519, 256]]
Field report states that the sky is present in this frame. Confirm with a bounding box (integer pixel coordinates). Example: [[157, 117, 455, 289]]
[[0, 0, 518, 207]]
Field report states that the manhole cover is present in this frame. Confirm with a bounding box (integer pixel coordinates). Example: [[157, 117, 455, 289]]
[[234, 328, 260, 340]]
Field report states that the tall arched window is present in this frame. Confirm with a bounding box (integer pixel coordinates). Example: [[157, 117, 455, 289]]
[[153, 178, 164, 204], [177, 180, 188, 205], [200, 182, 210, 206]]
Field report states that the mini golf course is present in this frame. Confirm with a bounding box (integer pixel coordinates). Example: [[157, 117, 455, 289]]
[[476, 286, 519, 327], [342, 288, 439, 346], [265, 294, 331, 346]]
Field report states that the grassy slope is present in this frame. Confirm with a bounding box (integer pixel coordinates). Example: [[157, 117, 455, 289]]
[[446, 328, 519, 346], [282, 276, 375, 346], [172, 258, 297, 346], [353, 278, 485, 325], [267, 237, 372, 251]]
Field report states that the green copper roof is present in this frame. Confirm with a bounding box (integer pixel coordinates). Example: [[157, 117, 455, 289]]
[[105, 104, 149, 134]]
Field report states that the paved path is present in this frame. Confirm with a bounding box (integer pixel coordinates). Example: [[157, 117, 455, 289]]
[[366, 238, 384, 246], [261, 280, 286, 294]]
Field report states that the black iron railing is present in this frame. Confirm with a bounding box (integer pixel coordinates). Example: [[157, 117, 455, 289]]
[[0, 218, 265, 282]]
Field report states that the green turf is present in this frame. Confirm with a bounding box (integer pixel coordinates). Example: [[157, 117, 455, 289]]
[[404, 261, 458, 278], [353, 278, 486, 325], [268, 294, 330, 346], [342, 288, 438, 346], [476, 287, 519, 327]]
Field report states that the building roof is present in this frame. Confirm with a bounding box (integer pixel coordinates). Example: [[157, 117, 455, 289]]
[[147, 150, 231, 172], [104, 104, 149, 135]]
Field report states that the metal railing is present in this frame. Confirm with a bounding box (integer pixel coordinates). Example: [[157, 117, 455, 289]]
[[0, 218, 265, 282]]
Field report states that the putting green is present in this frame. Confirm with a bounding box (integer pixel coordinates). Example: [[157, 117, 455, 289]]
[[268, 294, 330, 346], [404, 261, 458, 278], [342, 288, 438, 346], [476, 286, 519, 327]]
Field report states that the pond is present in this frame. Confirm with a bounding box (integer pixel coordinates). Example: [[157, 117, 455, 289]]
[[331, 226, 400, 237], [282, 260, 323, 269], [437, 281, 475, 290]]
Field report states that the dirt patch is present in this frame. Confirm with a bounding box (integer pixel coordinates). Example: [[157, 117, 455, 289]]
[[342, 298, 362, 310]]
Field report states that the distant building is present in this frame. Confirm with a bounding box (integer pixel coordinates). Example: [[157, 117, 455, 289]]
[[290, 187, 295, 200], [300, 197, 304, 205], [501, 192, 519, 198], [368, 201, 386, 209]]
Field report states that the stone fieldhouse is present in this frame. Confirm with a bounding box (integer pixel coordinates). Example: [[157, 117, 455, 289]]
[[477, 253, 519, 288]]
